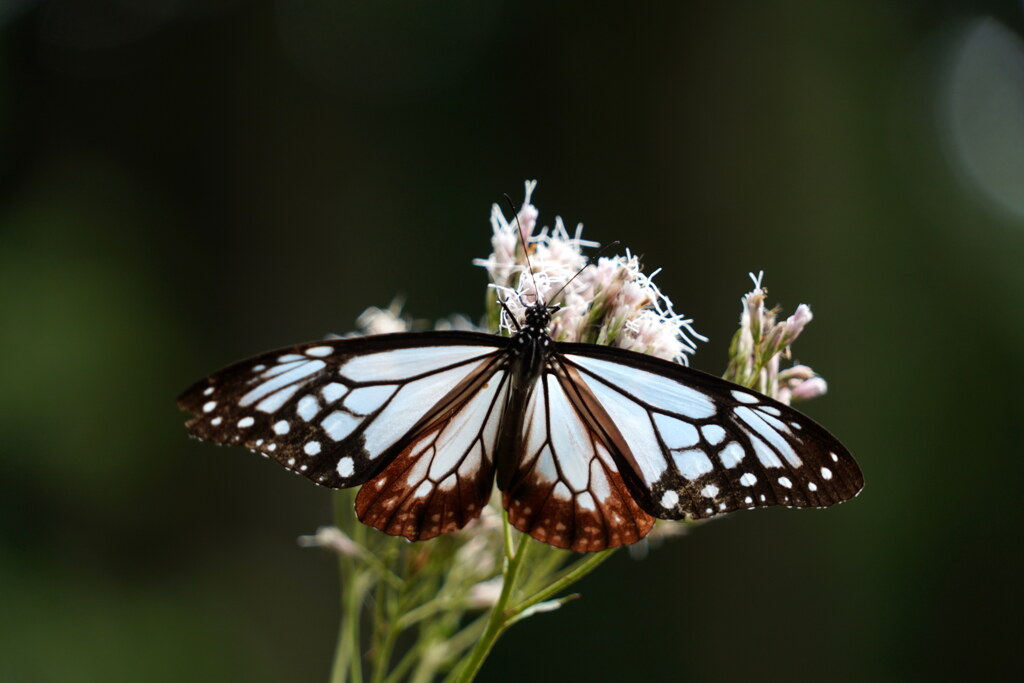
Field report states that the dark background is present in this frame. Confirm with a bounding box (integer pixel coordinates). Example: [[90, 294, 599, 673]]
[[2, 1, 1022, 681]]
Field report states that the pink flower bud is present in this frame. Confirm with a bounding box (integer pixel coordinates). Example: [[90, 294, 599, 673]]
[[790, 376, 828, 401], [781, 304, 814, 345]]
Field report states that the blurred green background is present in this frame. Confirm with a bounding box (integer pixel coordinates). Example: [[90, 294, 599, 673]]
[[2, 1, 1022, 681]]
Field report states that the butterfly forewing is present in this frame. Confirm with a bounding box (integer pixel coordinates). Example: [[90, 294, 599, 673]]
[[557, 343, 864, 520], [177, 332, 508, 489]]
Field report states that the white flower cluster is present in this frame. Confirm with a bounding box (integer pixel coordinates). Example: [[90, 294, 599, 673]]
[[474, 181, 706, 365]]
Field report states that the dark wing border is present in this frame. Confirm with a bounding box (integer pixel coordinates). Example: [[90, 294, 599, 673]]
[[177, 330, 509, 405]]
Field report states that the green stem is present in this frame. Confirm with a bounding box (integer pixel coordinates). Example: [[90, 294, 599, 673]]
[[370, 613, 399, 683], [331, 565, 372, 683], [511, 549, 615, 616], [330, 492, 374, 683], [452, 515, 531, 683]]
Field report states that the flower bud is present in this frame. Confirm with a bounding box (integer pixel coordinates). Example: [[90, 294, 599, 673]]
[[297, 526, 364, 557], [789, 376, 828, 402]]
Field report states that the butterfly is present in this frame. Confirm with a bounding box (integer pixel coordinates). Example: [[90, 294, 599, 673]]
[[178, 298, 863, 552]]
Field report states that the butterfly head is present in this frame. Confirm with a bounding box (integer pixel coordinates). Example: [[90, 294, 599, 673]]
[[523, 302, 558, 333]]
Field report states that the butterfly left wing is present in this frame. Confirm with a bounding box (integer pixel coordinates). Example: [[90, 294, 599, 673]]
[[177, 332, 508, 493], [554, 343, 864, 521]]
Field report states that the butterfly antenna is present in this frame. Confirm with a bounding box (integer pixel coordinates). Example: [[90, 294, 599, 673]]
[[503, 193, 542, 304], [546, 239, 621, 306]]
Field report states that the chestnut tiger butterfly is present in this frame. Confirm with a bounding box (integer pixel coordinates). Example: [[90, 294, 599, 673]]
[[178, 270, 862, 552]]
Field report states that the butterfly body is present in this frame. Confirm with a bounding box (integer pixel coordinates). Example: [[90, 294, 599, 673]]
[[179, 304, 862, 552]]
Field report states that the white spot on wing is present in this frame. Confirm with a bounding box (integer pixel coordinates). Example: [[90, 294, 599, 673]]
[[739, 472, 757, 486], [535, 446, 557, 483], [553, 482, 572, 500], [660, 490, 679, 508], [297, 395, 320, 421], [702, 424, 727, 445], [456, 448, 481, 480], [210, 417, 222, 426], [203, 387, 214, 396], [256, 384, 302, 413], [304, 441, 321, 455], [654, 413, 700, 449], [273, 420, 290, 434], [732, 390, 759, 404], [322, 411, 361, 442], [808, 482, 818, 491], [321, 382, 347, 403], [305, 346, 333, 357], [203, 401, 217, 413], [672, 449, 714, 480], [719, 442, 745, 468], [778, 476, 793, 488], [343, 385, 396, 416], [403, 452, 432, 486], [336, 457, 354, 477], [750, 436, 785, 470], [238, 417, 254, 428], [589, 460, 612, 501], [820, 467, 833, 480], [700, 484, 719, 498]]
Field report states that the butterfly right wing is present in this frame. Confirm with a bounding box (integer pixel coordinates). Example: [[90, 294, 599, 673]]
[[556, 344, 864, 520]]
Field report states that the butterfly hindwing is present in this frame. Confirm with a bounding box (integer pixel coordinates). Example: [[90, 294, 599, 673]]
[[501, 366, 656, 552], [177, 332, 508, 489], [557, 343, 864, 520]]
